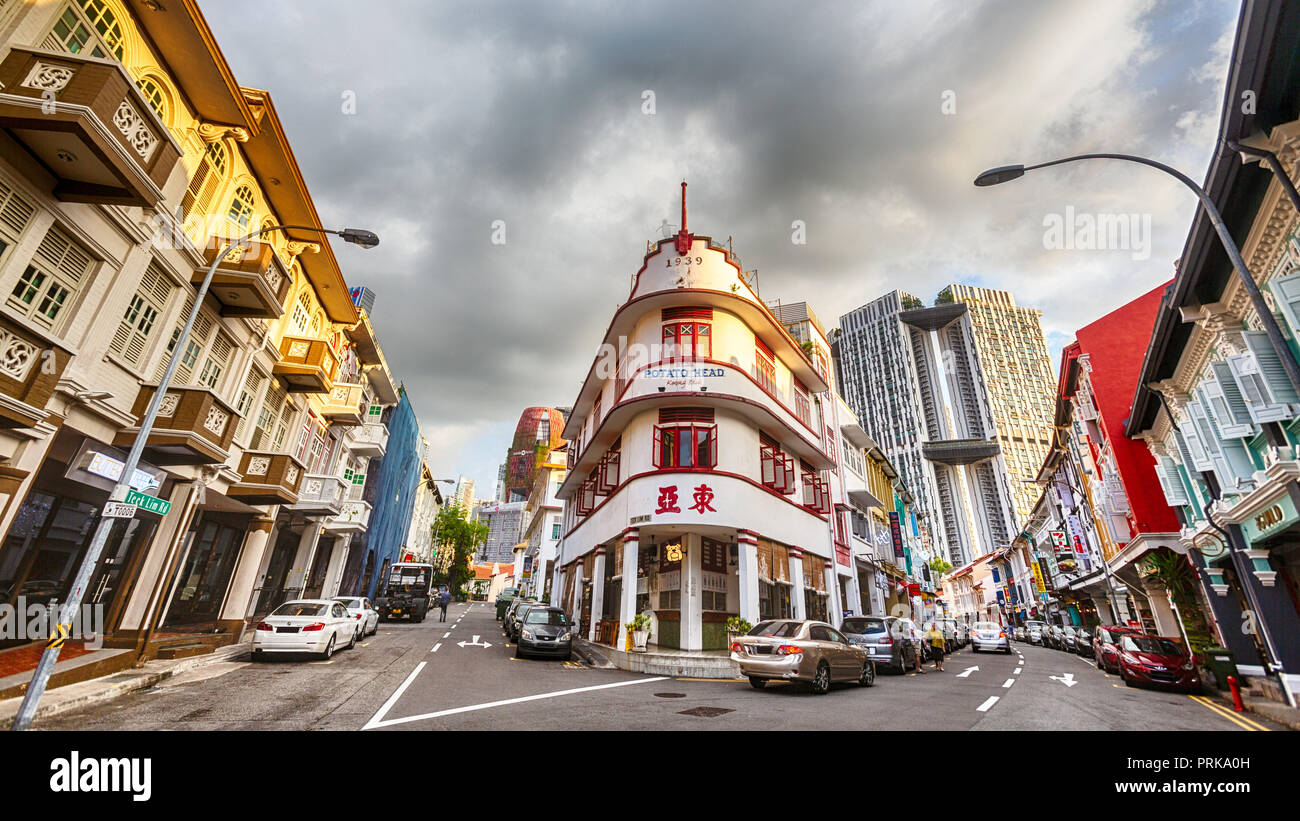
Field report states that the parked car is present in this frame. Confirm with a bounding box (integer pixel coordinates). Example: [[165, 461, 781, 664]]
[[1045, 625, 1069, 650], [1072, 626, 1095, 658], [506, 600, 544, 642], [495, 586, 520, 620], [502, 597, 534, 636], [969, 621, 1012, 654], [841, 615, 916, 674], [515, 606, 573, 660], [1013, 626, 1026, 642], [252, 599, 356, 660], [1024, 620, 1048, 646], [1059, 625, 1079, 652], [1095, 625, 1142, 673], [333, 596, 379, 640], [1117, 634, 1201, 692], [730, 619, 875, 694]]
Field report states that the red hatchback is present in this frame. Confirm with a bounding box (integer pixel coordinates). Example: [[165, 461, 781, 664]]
[[1094, 625, 1143, 673], [1117, 634, 1201, 692]]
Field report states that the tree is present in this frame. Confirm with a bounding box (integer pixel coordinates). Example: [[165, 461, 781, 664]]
[[1141, 549, 1215, 656], [928, 557, 953, 575], [430, 503, 488, 601]]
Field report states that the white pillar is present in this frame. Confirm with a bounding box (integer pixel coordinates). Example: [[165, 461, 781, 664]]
[[322, 535, 351, 598], [569, 563, 585, 632], [1092, 595, 1115, 625], [616, 531, 640, 650], [513, 546, 526, 596], [845, 569, 863, 618], [551, 566, 564, 608], [220, 517, 276, 624], [286, 521, 324, 596], [1141, 579, 1180, 635], [588, 547, 606, 641], [737, 534, 759, 625], [682, 533, 703, 651], [789, 548, 806, 619], [825, 563, 841, 625]]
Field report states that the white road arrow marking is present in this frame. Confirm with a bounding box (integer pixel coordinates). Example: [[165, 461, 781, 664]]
[[457, 635, 492, 649], [1050, 672, 1078, 687], [955, 666, 979, 678]]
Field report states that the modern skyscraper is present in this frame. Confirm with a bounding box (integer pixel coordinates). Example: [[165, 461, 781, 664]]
[[835, 285, 1051, 565], [475, 500, 526, 564]]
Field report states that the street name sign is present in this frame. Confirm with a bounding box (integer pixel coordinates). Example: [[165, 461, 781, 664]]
[[124, 489, 171, 516]]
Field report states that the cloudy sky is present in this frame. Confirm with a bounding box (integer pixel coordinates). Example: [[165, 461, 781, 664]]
[[202, 0, 1239, 497]]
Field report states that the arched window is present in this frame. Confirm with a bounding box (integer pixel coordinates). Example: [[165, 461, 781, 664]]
[[52, 1, 126, 61], [227, 185, 255, 229], [135, 75, 168, 123], [309, 311, 322, 340], [290, 290, 311, 335]]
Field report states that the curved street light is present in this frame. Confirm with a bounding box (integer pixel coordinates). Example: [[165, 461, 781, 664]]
[[11, 223, 379, 732], [974, 152, 1300, 398]]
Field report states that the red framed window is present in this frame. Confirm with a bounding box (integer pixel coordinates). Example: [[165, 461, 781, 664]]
[[653, 409, 717, 469], [755, 340, 776, 395], [662, 321, 711, 360], [800, 464, 831, 514], [833, 507, 849, 546], [598, 437, 621, 494], [593, 392, 602, 425], [577, 474, 597, 516], [759, 433, 796, 494], [793, 378, 811, 427]]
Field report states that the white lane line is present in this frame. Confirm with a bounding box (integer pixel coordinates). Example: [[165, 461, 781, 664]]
[[1002, 678, 1015, 688], [431, 643, 442, 653], [367, 676, 671, 729], [976, 696, 999, 712], [363, 661, 427, 730], [443, 632, 450, 638], [1014, 667, 1022, 674]]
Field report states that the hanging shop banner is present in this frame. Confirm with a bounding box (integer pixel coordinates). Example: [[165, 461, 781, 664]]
[[1030, 559, 1047, 594], [888, 511, 905, 559], [1050, 531, 1068, 552]]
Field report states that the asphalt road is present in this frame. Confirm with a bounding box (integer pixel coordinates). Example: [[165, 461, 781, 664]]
[[34, 603, 1284, 731]]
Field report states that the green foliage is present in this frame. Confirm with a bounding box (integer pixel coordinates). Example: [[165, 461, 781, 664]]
[[1142, 549, 1215, 657], [726, 616, 752, 634], [627, 612, 653, 639], [934, 290, 955, 305], [431, 503, 488, 600], [901, 295, 924, 310], [927, 557, 953, 575]]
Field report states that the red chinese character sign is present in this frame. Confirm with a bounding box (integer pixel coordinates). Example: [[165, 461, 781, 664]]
[[689, 484, 716, 513], [656, 486, 681, 514]]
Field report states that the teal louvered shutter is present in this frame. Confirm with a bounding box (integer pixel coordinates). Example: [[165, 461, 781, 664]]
[[1209, 360, 1256, 436], [1268, 270, 1300, 339]]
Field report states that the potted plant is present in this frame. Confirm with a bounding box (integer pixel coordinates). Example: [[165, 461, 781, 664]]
[[627, 612, 652, 652], [726, 616, 752, 647]]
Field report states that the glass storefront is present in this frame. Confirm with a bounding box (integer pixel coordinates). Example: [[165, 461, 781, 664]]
[[253, 524, 300, 617], [162, 511, 251, 628]]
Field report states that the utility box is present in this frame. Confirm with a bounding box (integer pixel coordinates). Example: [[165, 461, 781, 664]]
[[1204, 646, 1239, 691]]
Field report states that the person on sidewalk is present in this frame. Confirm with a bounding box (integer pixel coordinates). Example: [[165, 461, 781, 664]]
[[438, 589, 451, 622], [908, 620, 925, 674], [926, 622, 945, 671]]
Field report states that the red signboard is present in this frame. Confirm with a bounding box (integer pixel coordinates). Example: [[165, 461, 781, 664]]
[[835, 544, 852, 566]]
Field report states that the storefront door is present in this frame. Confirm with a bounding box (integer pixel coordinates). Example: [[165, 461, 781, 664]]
[[254, 526, 300, 617], [304, 539, 334, 599], [163, 513, 249, 628]]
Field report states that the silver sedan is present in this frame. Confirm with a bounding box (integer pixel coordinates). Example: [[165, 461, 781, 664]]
[[730, 619, 875, 694], [969, 620, 1012, 654]]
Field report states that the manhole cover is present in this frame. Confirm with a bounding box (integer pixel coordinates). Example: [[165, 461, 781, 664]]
[[678, 706, 734, 718], [653, 692, 687, 698]]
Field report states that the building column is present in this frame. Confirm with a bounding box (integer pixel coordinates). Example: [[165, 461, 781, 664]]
[[682, 533, 704, 651], [116, 480, 203, 634], [1140, 578, 1180, 636], [550, 565, 564, 608], [845, 570, 863, 619], [737, 531, 759, 625], [1091, 595, 1115, 625], [616, 530, 639, 650], [569, 563, 584, 629], [789, 547, 807, 620], [588, 547, 606, 641], [825, 562, 841, 625], [218, 516, 276, 631], [322, 535, 351, 598], [285, 520, 324, 598], [513, 545, 527, 596]]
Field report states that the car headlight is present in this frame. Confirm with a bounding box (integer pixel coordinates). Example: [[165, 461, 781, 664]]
[[560, 632, 571, 641], [521, 629, 535, 640], [1182, 661, 1195, 671]]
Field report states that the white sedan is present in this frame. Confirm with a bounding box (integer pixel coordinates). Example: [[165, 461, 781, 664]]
[[253, 599, 357, 660], [334, 595, 379, 640]]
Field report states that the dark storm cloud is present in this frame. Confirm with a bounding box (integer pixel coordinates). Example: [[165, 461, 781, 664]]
[[200, 0, 1239, 490]]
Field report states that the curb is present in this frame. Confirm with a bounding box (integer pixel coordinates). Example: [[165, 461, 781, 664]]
[[572, 639, 616, 669], [1, 640, 253, 729], [1242, 698, 1300, 731]]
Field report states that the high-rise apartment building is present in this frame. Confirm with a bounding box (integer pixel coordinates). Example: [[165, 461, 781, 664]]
[[475, 500, 525, 564], [450, 476, 476, 513], [836, 286, 1048, 565]]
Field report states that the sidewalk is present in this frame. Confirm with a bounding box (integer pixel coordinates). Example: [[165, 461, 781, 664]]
[[0, 637, 252, 729], [1241, 696, 1300, 731], [574, 638, 741, 679]]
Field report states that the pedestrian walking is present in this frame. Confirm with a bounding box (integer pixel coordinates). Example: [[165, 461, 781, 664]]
[[926, 622, 945, 671], [908, 620, 925, 674], [438, 589, 451, 622]]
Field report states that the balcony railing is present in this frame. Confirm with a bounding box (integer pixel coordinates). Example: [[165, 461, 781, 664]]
[[197, 240, 291, 320], [0, 315, 72, 428], [228, 450, 307, 506], [112, 385, 239, 465], [0, 47, 181, 207], [319, 381, 365, 425], [323, 500, 372, 534], [273, 336, 339, 393], [289, 473, 347, 515], [347, 421, 388, 458]]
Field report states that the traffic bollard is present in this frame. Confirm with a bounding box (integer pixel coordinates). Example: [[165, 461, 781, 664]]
[[1226, 675, 1246, 712]]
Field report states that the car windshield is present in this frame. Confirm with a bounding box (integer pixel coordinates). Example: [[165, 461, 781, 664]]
[[334, 598, 360, 608], [1123, 636, 1184, 655], [1026, 622, 1046, 630], [524, 609, 567, 625], [842, 617, 886, 635], [748, 621, 803, 638], [1062, 627, 1077, 634], [273, 602, 327, 617], [974, 622, 1000, 631]]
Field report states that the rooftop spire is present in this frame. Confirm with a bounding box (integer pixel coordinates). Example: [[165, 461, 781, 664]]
[[675, 180, 693, 255]]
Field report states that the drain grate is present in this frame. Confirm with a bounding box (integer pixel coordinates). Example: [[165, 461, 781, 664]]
[[678, 706, 734, 718], [653, 692, 687, 698]]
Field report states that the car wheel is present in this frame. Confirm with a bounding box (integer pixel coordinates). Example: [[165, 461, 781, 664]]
[[320, 635, 336, 660], [859, 661, 875, 687], [749, 676, 767, 690], [347, 630, 356, 650], [251, 650, 264, 662], [810, 662, 831, 695]]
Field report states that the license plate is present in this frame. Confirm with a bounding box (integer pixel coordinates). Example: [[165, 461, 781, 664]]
[[275, 626, 298, 633], [867, 647, 875, 655]]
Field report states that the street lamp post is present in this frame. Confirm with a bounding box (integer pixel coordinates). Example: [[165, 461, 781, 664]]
[[10, 223, 379, 732], [975, 153, 1300, 398]]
